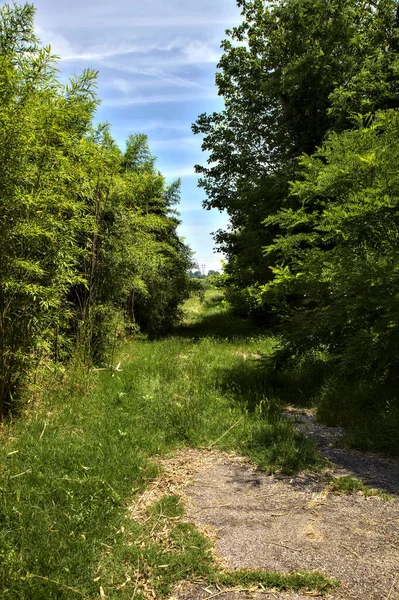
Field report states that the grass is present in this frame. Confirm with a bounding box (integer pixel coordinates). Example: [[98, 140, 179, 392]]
[[316, 378, 399, 456], [0, 289, 329, 599], [328, 477, 392, 501]]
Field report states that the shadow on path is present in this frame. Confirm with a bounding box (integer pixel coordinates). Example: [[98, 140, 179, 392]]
[[286, 408, 399, 495]]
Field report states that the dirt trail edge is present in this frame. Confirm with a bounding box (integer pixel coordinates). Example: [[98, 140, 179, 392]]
[[140, 412, 399, 600]]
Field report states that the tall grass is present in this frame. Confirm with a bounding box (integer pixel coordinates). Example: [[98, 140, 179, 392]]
[[0, 289, 324, 598]]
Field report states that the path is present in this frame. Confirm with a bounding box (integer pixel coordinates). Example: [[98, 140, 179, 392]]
[[128, 292, 399, 599], [148, 413, 399, 599], [285, 407, 399, 495]]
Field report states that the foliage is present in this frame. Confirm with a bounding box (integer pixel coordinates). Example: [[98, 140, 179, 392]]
[[0, 3, 193, 416], [189, 269, 206, 279], [262, 110, 399, 443], [193, 0, 399, 319], [194, 0, 399, 448], [0, 3, 97, 416]]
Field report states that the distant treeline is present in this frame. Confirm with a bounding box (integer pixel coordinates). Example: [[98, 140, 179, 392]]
[[0, 4, 194, 417], [194, 0, 399, 453], [189, 270, 220, 279]]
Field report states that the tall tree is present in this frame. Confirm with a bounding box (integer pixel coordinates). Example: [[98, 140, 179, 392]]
[[0, 3, 194, 415], [0, 3, 98, 416], [193, 0, 399, 318]]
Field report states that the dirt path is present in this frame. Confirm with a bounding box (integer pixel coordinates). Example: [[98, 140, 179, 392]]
[[151, 412, 399, 600], [180, 453, 399, 599]]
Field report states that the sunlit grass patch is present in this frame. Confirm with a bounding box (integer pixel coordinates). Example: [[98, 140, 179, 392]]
[[328, 477, 392, 501], [218, 569, 338, 594], [97, 494, 337, 599]]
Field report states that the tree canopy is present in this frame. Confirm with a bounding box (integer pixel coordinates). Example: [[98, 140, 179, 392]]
[[194, 0, 399, 450], [194, 0, 399, 317]]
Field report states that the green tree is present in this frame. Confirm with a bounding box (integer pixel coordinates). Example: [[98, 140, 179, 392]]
[[0, 3, 194, 415], [71, 128, 194, 362], [0, 3, 98, 416], [193, 0, 399, 318], [262, 110, 399, 444]]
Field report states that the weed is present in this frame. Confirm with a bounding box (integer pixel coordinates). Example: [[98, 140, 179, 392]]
[[328, 477, 392, 501]]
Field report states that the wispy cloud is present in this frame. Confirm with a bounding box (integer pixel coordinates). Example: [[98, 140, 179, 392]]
[[34, 0, 242, 32], [162, 166, 199, 179], [101, 63, 208, 91], [101, 92, 215, 107], [33, 0, 240, 273], [46, 37, 222, 67], [174, 39, 222, 65], [67, 16, 240, 29], [35, 26, 74, 58], [37, 34, 221, 93]]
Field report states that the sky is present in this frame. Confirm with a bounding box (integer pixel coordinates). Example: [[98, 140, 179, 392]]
[[28, 0, 243, 273]]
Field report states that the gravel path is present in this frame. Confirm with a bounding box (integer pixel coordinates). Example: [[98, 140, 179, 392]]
[[174, 413, 399, 600]]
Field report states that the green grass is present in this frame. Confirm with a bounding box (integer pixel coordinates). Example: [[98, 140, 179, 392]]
[[0, 289, 327, 598], [328, 477, 392, 501], [316, 378, 399, 456]]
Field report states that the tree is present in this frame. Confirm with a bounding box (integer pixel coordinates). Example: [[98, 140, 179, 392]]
[[189, 270, 205, 279], [0, 3, 98, 416], [261, 110, 399, 439], [193, 0, 399, 318], [0, 3, 194, 415]]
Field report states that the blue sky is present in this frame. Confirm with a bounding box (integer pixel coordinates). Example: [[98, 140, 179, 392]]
[[29, 0, 243, 272]]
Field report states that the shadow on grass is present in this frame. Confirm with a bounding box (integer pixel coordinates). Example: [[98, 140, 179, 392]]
[[214, 359, 324, 473], [176, 310, 260, 341], [216, 354, 399, 489], [216, 359, 276, 413]]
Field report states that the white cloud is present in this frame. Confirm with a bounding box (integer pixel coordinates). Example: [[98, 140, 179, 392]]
[[162, 166, 199, 179], [59, 42, 166, 62], [35, 26, 74, 58], [101, 92, 215, 107], [33, 0, 242, 32], [32, 0, 239, 268], [108, 17, 237, 28], [178, 39, 222, 65], [46, 37, 221, 67], [104, 78, 134, 94], [101, 62, 207, 91]]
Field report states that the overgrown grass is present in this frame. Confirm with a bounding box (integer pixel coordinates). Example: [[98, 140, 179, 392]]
[[316, 377, 399, 456], [263, 345, 399, 457], [0, 289, 325, 598]]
